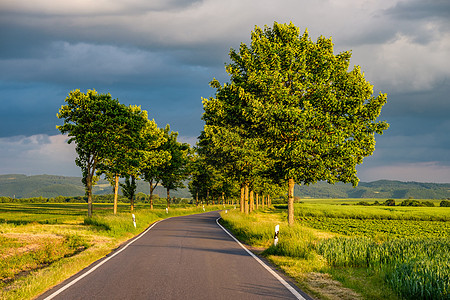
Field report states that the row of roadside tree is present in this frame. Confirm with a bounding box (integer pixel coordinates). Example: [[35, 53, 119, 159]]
[[57, 90, 191, 217], [59, 22, 389, 224]]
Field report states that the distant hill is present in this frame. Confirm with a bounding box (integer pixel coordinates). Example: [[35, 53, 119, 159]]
[[0, 174, 449, 199], [0, 174, 190, 199], [294, 180, 450, 199]]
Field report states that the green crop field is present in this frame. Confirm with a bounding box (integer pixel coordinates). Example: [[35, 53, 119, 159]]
[[221, 200, 450, 300]]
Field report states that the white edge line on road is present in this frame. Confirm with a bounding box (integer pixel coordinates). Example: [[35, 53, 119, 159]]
[[43, 218, 167, 300], [216, 217, 306, 300]]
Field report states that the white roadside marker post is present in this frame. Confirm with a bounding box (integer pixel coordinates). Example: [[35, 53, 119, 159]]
[[166, 207, 169, 214], [132, 214, 136, 228], [203, 205, 205, 212], [274, 224, 279, 246]]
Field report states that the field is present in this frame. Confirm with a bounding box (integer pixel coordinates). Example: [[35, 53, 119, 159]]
[[2, 200, 449, 299], [220, 200, 450, 300], [0, 202, 229, 300]]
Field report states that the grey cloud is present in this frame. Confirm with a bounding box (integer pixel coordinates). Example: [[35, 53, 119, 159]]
[[386, 0, 450, 21], [382, 83, 450, 120], [1, 0, 449, 183], [0, 42, 218, 86]]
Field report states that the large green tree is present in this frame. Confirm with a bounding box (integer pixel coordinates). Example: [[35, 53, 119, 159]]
[[117, 106, 167, 211], [57, 89, 124, 217], [201, 88, 268, 213], [215, 22, 389, 225], [158, 125, 191, 208]]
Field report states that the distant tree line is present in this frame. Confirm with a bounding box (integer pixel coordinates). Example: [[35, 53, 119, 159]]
[[356, 199, 450, 207], [0, 194, 195, 204]]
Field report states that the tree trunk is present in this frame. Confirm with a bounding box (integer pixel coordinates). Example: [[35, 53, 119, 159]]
[[240, 184, 245, 213], [262, 194, 265, 209], [249, 190, 254, 212], [87, 179, 93, 218], [130, 176, 136, 212], [166, 188, 170, 208], [113, 174, 119, 214], [244, 183, 249, 215], [149, 180, 154, 210], [288, 178, 295, 226], [256, 193, 259, 210], [196, 191, 199, 206], [222, 192, 225, 206]]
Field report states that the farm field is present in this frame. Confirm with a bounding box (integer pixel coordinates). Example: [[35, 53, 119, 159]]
[[220, 200, 450, 300], [0, 202, 228, 300]]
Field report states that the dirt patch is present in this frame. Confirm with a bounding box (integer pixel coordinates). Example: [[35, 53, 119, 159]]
[[247, 245, 267, 254], [0, 233, 63, 259], [305, 272, 362, 300]]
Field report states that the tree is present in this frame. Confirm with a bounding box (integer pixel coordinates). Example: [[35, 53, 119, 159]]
[[118, 106, 168, 211], [140, 124, 171, 210], [158, 125, 191, 208], [120, 175, 137, 210], [57, 89, 124, 217], [201, 89, 268, 213], [215, 22, 389, 225]]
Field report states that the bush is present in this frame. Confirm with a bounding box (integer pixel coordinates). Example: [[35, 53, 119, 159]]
[[440, 200, 450, 207], [422, 201, 435, 207], [400, 199, 423, 207], [383, 199, 396, 206]]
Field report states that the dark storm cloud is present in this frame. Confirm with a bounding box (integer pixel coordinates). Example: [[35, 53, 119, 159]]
[[1, 0, 449, 181], [386, 0, 450, 21]]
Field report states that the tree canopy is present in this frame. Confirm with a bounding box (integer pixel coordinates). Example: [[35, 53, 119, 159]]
[[57, 89, 168, 216], [203, 22, 389, 224]]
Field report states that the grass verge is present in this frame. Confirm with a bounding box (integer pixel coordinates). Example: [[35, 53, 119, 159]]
[[219, 207, 449, 299], [0, 204, 229, 300]]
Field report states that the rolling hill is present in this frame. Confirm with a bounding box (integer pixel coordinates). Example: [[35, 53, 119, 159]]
[[0, 174, 449, 199]]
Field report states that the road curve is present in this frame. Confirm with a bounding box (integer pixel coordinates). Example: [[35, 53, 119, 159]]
[[38, 211, 311, 300]]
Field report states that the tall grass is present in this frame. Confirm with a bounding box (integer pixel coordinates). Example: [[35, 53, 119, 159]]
[[220, 210, 318, 259], [318, 237, 450, 299]]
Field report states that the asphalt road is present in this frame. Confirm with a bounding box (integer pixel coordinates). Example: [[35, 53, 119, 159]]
[[38, 211, 311, 300]]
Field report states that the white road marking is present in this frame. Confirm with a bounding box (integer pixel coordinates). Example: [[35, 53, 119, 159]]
[[42, 218, 167, 300], [216, 217, 307, 300]]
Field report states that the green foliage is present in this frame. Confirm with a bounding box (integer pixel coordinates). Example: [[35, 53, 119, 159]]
[[220, 22, 388, 186], [158, 125, 191, 202], [400, 199, 435, 207], [205, 22, 389, 224], [120, 176, 137, 202], [441, 200, 450, 207]]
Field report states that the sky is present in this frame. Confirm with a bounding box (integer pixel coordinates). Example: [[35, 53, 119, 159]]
[[1, 0, 449, 183]]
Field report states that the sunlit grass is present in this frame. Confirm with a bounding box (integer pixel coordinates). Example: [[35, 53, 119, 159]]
[[0, 202, 229, 300]]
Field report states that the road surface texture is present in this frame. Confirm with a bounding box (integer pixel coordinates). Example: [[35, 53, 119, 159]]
[[38, 211, 311, 300]]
